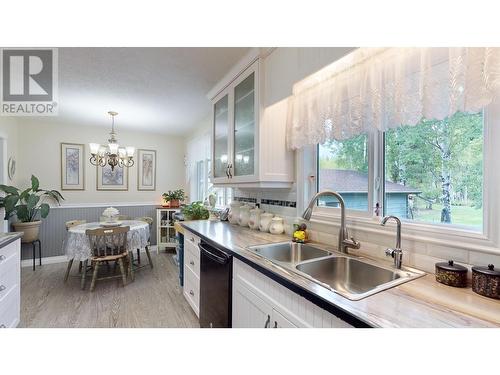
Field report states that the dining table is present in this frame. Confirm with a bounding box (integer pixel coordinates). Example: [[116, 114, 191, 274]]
[[64, 220, 150, 261]]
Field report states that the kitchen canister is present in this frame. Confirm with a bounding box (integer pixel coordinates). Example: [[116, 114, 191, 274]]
[[269, 217, 285, 235], [228, 202, 241, 225], [248, 206, 264, 230], [238, 205, 251, 227], [472, 264, 500, 299], [259, 213, 274, 232], [435, 260, 468, 288]]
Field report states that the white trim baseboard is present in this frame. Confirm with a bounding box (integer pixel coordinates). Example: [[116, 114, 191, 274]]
[[21, 255, 67, 267], [21, 246, 160, 267]]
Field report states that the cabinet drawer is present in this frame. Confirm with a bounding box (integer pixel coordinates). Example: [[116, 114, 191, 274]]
[[0, 283, 20, 328], [0, 241, 20, 277], [0, 264, 19, 304], [184, 231, 200, 247], [184, 243, 200, 277], [183, 267, 200, 317]]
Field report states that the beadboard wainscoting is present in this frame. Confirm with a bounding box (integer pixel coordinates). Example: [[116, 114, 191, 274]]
[[17, 204, 159, 260]]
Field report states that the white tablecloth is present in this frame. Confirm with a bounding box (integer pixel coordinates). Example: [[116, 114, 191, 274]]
[[64, 220, 150, 261]]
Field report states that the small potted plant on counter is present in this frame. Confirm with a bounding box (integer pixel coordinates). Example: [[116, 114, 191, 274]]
[[162, 189, 185, 208], [181, 201, 209, 220], [0, 175, 64, 243]]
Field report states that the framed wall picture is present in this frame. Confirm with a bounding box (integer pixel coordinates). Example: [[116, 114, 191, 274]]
[[97, 163, 128, 191], [61, 143, 85, 190], [137, 149, 156, 191]]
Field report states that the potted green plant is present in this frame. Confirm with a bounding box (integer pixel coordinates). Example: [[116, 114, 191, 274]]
[[162, 189, 185, 208], [0, 175, 64, 243], [181, 201, 209, 220]]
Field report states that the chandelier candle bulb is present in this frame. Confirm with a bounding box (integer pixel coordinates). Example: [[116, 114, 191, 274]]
[[126, 146, 135, 157], [108, 142, 119, 154], [89, 143, 100, 154]]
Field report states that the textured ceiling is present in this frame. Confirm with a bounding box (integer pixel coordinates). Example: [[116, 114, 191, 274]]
[[45, 47, 250, 134]]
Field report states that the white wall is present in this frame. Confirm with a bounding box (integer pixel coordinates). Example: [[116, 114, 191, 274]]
[[0, 117, 20, 232], [0, 117, 20, 187], [185, 115, 211, 202], [10, 118, 186, 205]]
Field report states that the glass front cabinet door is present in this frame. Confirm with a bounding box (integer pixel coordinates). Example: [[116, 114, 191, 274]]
[[211, 61, 258, 184], [232, 69, 256, 179], [213, 93, 230, 180]]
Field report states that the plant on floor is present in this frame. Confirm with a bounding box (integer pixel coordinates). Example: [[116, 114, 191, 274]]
[[162, 189, 185, 207], [181, 201, 209, 220], [0, 175, 64, 242]]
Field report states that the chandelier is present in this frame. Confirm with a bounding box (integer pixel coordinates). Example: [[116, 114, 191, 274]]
[[89, 111, 135, 171]]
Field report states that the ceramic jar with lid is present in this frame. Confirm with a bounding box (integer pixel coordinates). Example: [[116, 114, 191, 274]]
[[248, 206, 264, 230], [259, 213, 274, 232], [228, 202, 241, 225], [472, 264, 500, 299], [269, 217, 285, 235], [238, 205, 251, 227], [435, 260, 468, 287]]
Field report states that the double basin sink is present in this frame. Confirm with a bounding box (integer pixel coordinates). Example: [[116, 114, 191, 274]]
[[247, 242, 424, 300]]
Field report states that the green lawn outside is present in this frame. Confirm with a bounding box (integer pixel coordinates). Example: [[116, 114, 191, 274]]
[[413, 203, 482, 229]]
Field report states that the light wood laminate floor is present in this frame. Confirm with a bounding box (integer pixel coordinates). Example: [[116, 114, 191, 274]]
[[20, 252, 200, 328]]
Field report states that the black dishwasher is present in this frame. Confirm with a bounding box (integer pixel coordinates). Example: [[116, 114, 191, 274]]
[[199, 240, 232, 328]]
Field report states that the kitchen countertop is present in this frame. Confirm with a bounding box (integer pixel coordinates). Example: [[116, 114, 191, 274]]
[[181, 220, 500, 328], [0, 232, 23, 248]]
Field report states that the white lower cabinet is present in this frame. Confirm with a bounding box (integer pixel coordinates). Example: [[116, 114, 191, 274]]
[[0, 238, 21, 328], [272, 308, 297, 328], [233, 278, 272, 328], [232, 258, 353, 328], [183, 230, 200, 318]]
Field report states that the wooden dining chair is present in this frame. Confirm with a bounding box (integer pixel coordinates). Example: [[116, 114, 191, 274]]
[[84, 226, 133, 291], [135, 216, 154, 268], [63, 220, 87, 282]]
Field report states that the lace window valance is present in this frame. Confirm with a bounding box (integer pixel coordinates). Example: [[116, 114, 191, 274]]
[[286, 47, 500, 150]]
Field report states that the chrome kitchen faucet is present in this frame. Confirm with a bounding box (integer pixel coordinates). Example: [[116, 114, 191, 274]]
[[381, 215, 403, 269], [302, 190, 360, 254]]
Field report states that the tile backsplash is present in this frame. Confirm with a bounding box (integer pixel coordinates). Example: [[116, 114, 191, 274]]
[[231, 188, 500, 278], [306, 221, 500, 280], [232, 188, 298, 229]]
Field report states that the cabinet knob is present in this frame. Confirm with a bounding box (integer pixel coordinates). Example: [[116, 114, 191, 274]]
[[190, 237, 195, 242], [190, 261, 195, 266], [0, 285, 6, 292], [189, 290, 194, 296], [0, 255, 6, 262]]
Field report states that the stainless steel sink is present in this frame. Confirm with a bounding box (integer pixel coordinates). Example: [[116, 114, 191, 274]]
[[246, 241, 424, 301], [295, 256, 425, 300], [248, 242, 331, 264]]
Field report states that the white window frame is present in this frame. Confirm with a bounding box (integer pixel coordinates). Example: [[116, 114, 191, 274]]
[[195, 159, 206, 202], [314, 132, 377, 219], [298, 98, 500, 254]]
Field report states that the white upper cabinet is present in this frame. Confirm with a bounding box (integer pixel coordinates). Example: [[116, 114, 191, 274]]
[[209, 49, 294, 187]]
